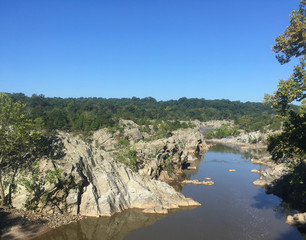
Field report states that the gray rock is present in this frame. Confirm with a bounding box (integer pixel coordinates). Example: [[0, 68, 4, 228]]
[[8, 131, 201, 217]]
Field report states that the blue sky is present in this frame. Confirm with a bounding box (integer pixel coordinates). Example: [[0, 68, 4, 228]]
[[0, 0, 301, 102]]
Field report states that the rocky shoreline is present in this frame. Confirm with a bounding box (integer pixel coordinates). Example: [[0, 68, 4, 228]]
[[251, 157, 306, 232], [205, 138, 306, 233], [1, 121, 209, 239], [0, 207, 84, 239]]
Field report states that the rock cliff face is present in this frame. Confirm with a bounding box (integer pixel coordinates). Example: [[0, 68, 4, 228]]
[[8, 125, 205, 217], [135, 128, 208, 181]]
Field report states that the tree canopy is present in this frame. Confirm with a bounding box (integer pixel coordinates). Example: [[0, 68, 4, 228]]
[[0, 93, 44, 205], [5, 93, 283, 133], [264, 0, 306, 115], [265, 0, 306, 162]]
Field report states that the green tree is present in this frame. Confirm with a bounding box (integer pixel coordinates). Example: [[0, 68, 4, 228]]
[[0, 94, 44, 206], [264, 0, 306, 115], [264, 0, 306, 162], [268, 111, 306, 161]]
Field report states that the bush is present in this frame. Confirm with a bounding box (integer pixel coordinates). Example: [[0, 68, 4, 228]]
[[205, 125, 240, 139], [117, 148, 138, 172], [267, 111, 306, 162]]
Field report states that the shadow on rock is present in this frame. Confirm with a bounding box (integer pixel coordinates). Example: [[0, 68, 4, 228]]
[[266, 163, 306, 212], [0, 208, 48, 240]]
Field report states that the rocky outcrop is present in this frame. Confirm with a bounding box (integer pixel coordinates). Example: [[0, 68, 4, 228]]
[[206, 130, 272, 149], [135, 128, 208, 181], [8, 131, 202, 217], [252, 164, 290, 189], [91, 121, 209, 182], [253, 160, 306, 230], [251, 158, 276, 168]]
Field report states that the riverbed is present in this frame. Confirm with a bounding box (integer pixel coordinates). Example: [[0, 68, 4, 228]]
[[34, 144, 305, 240]]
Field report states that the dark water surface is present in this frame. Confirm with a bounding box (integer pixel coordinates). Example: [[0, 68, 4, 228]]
[[34, 145, 305, 240]]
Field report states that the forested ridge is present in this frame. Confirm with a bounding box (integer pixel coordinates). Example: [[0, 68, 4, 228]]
[[7, 93, 285, 132]]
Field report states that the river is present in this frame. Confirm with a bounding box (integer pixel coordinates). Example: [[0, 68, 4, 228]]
[[34, 144, 305, 240]]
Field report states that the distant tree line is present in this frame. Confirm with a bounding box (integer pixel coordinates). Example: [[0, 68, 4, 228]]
[[6, 93, 285, 133]]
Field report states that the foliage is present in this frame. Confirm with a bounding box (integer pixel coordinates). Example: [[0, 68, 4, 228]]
[[0, 93, 45, 205], [264, 1, 306, 163], [235, 113, 282, 132], [264, 0, 306, 115], [164, 156, 174, 174], [272, 0, 306, 65], [6, 93, 281, 133], [45, 168, 63, 185], [151, 120, 189, 139], [205, 125, 240, 139], [119, 138, 130, 147], [117, 148, 138, 172], [17, 162, 40, 193], [267, 111, 306, 161]]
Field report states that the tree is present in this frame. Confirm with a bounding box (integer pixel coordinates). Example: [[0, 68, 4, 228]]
[[268, 111, 306, 161], [264, 0, 306, 115], [264, 0, 306, 162], [0, 93, 44, 206]]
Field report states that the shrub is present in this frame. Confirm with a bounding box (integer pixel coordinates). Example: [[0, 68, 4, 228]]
[[205, 125, 240, 139]]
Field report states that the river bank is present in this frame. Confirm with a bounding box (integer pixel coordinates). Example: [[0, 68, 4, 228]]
[[252, 158, 306, 233], [32, 144, 304, 240], [0, 121, 208, 239], [203, 137, 306, 233]]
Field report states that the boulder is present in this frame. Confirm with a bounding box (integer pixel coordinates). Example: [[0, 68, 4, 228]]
[[124, 128, 144, 143], [286, 212, 306, 227]]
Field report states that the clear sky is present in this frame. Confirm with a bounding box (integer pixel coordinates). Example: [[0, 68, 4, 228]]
[[0, 0, 301, 102]]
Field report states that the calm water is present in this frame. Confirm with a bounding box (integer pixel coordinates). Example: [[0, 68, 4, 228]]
[[35, 145, 305, 240]]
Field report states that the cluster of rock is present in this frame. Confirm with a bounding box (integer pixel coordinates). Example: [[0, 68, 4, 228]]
[[206, 130, 270, 149], [252, 163, 290, 188], [252, 158, 306, 229], [251, 158, 276, 168], [92, 120, 208, 182], [135, 128, 208, 181], [6, 121, 208, 218]]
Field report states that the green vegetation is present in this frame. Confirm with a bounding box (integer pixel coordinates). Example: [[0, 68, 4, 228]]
[[164, 156, 174, 174], [264, 0, 305, 116], [268, 111, 306, 162], [264, 0, 306, 163], [0, 93, 45, 206], [45, 168, 64, 185], [6, 93, 284, 134], [117, 148, 138, 172], [205, 125, 239, 139], [151, 120, 189, 139]]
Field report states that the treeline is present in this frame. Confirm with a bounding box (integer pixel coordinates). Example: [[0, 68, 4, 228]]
[[8, 93, 285, 132]]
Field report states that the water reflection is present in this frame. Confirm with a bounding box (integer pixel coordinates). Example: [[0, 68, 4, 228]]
[[34, 144, 305, 240], [207, 143, 269, 160], [34, 207, 197, 240]]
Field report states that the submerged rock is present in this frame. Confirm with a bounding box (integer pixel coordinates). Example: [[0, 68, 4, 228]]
[[182, 179, 214, 186]]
